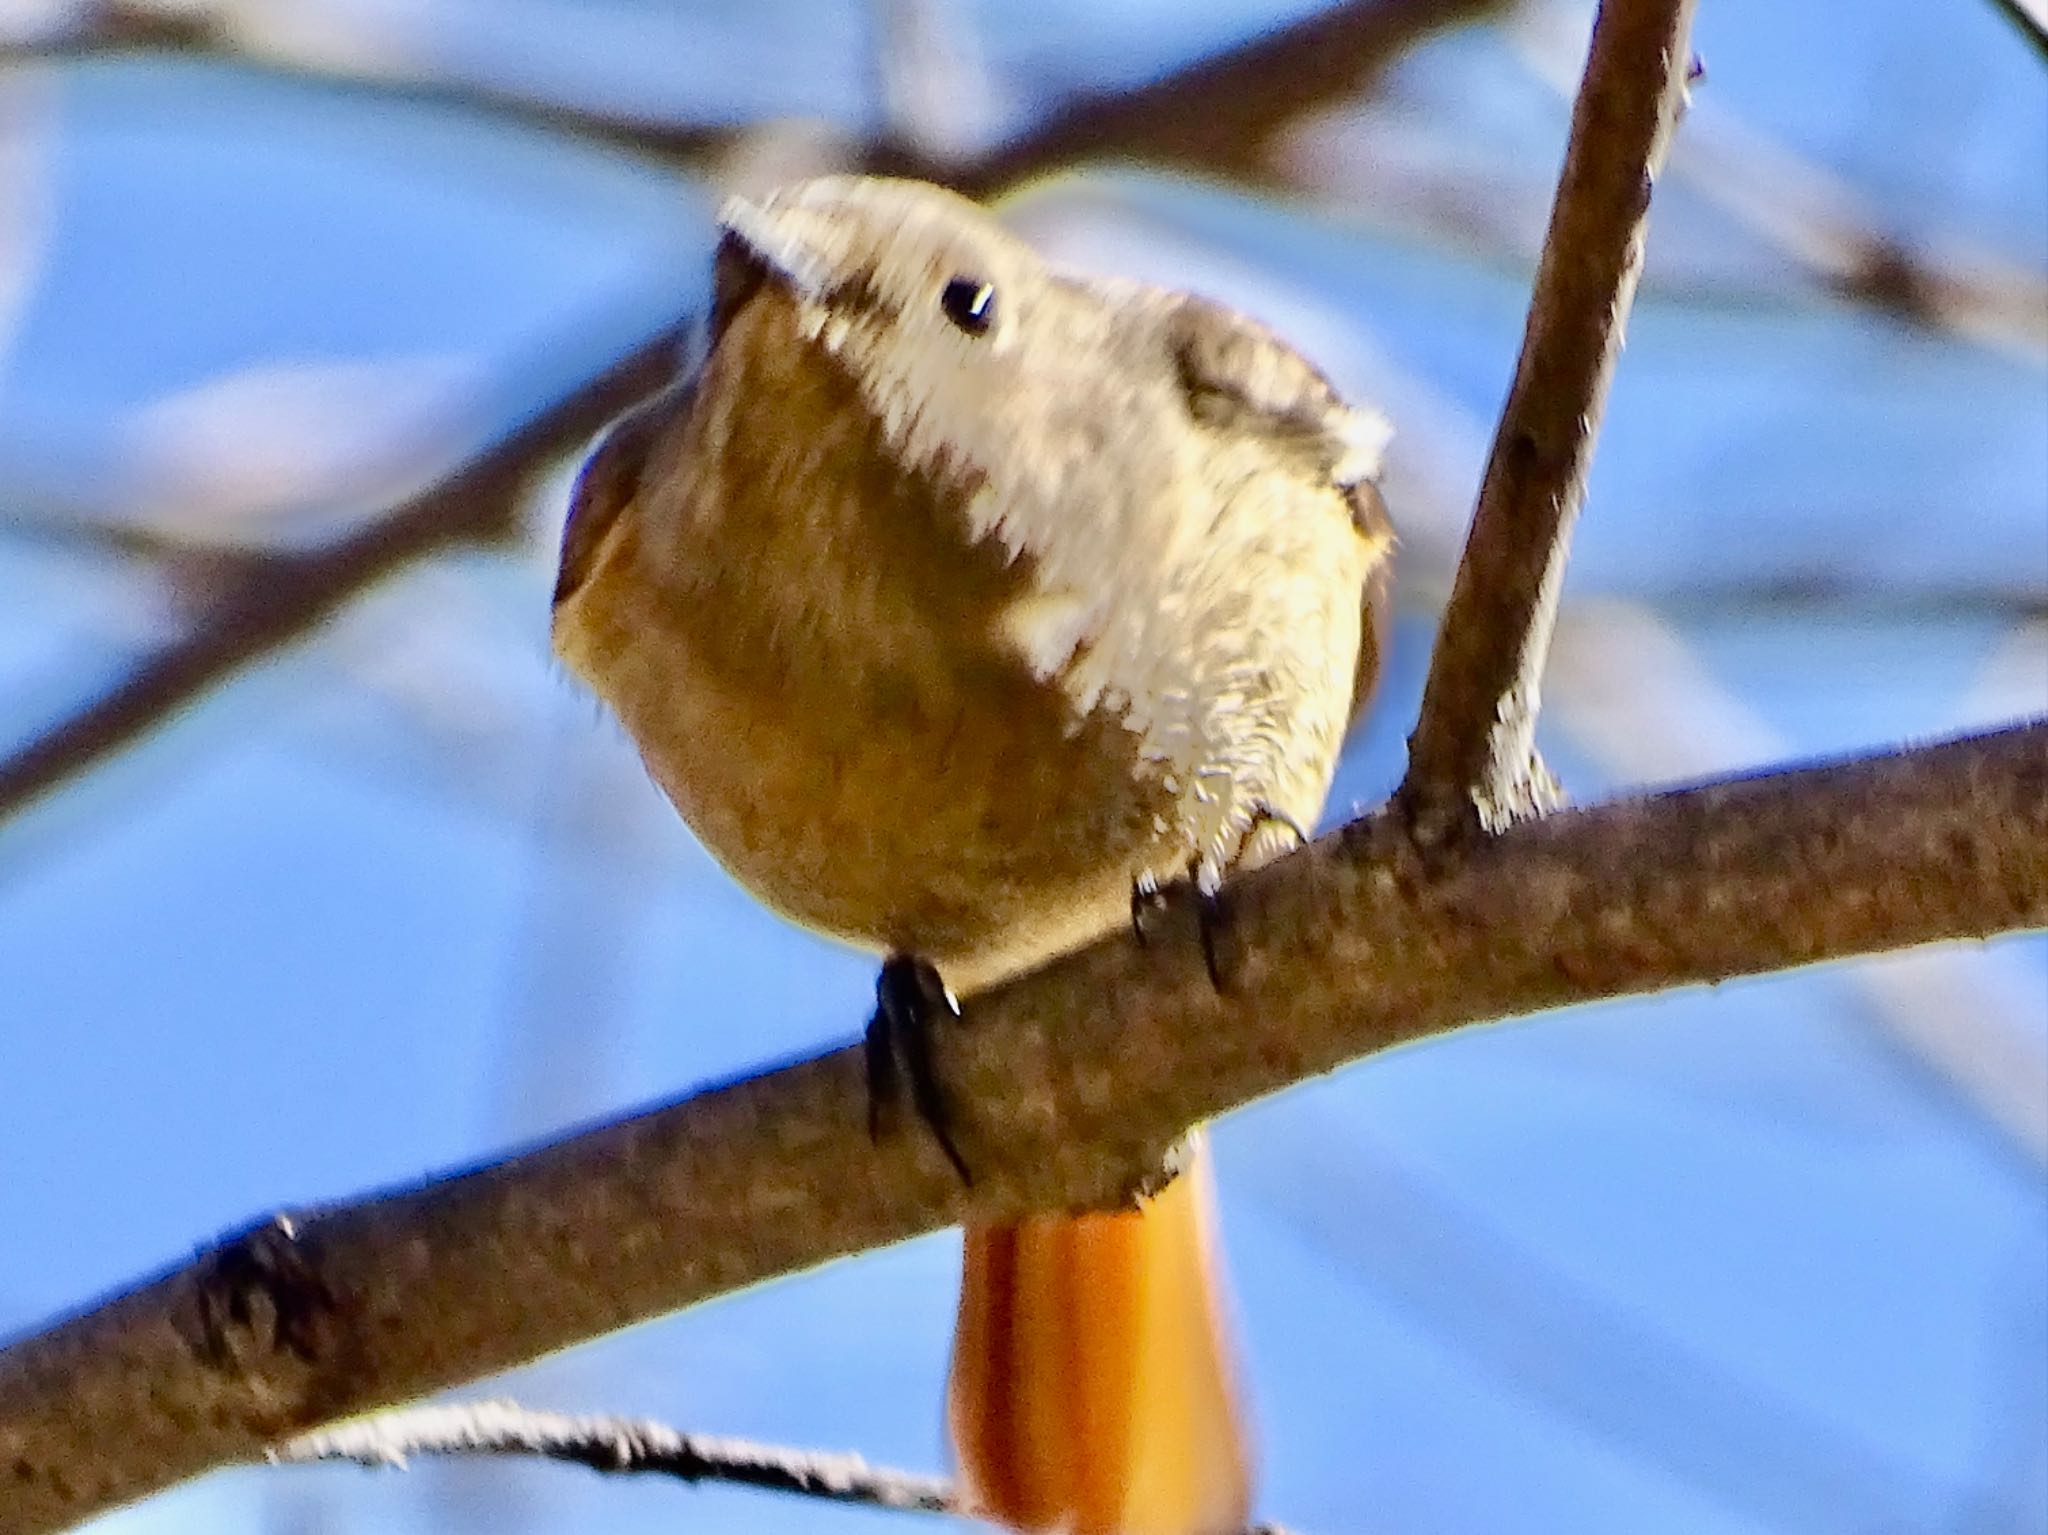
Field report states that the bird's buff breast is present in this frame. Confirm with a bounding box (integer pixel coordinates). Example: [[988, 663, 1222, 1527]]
[[558, 494, 1175, 984]]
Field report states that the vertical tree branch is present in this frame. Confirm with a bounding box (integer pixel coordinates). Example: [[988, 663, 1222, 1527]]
[[1397, 0, 1698, 839]]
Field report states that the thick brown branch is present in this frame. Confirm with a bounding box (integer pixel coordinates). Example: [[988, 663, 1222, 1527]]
[[3, 720, 2041, 1534], [0, 325, 685, 826], [1397, 0, 1697, 838]]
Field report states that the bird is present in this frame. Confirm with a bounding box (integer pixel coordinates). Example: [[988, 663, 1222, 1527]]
[[550, 175, 1393, 1535]]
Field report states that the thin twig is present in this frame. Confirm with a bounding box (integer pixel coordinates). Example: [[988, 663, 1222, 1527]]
[[3, 719, 2042, 1534], [273, 1400, 1303, 1531], [275, 1401, 954, 1512], [1397, 0, 1698, 840], [0, 323, 686, 826]]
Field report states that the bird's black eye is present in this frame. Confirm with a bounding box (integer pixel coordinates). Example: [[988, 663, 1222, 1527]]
[[940, 277, 997, 336]]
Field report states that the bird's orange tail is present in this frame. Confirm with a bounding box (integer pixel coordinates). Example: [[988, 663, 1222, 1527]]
[[947, 1135, 1249, 1535]]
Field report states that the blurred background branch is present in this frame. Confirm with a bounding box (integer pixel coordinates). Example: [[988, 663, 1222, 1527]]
[[927, 0, 1509, 194], [0, 322, 684, 823], [6, 0, 1507, 186], [2, 0, 2041, 830], [1507, 0, 2048, 358], [10, 0, 2040, 339], [0, 0, 1504, 827], [0, 4, 2040, 1534]]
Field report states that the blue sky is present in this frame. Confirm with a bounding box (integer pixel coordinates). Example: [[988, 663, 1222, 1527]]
[[1, 3, 2044, 1532]]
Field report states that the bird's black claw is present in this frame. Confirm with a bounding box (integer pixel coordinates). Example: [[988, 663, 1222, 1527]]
[[1195, 881, 1228, 993], [1130, 875, 1168, 947], [1191, 802, 1307, 993], [866, 954, 973, 1185], [864, 1007, 894, 1146]]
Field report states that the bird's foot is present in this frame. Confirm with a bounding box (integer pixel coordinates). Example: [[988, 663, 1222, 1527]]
[[1194, 876, 1229, 993], [1192, 800, 1312, 994], [865, 954, 973, 1184], [1130, 871, 1169, 947], [1130, 856, 1232, 993]]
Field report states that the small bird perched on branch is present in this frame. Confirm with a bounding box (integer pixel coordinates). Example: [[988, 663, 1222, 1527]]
[[552, 176, 1392, 1535]]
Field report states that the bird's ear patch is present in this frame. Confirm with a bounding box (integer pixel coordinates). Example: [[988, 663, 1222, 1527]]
[[1168, 296, 1389, 487]]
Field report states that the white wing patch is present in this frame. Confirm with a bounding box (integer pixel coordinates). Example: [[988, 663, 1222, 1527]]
[[997, 588, 1096, 678], [1332, 405, 1394, 488]]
